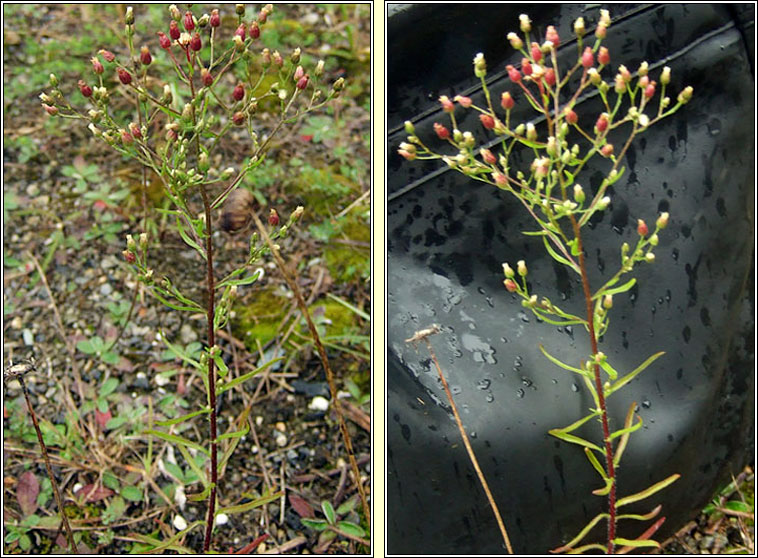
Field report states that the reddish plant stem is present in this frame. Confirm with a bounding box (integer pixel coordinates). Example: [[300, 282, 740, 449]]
[[569, 215, 616, 554], [200, 186, 218, 553]]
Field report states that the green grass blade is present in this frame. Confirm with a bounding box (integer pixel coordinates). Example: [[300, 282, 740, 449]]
[[584, 447, 608, 480], [548, 429, 603, 453], [617, 504, 662, 521], [612, 537, 660, 549], [326, 293, 370, 321], [613, 403, 638, 467], [218, 491, 283, 515], [154, 408, 210, 427], [539, 345, 589, 377], [216, 357, 283, 395], [549, 513, 608, 553], [176, 444, 208, 487]]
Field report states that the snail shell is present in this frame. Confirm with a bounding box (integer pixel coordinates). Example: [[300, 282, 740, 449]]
[[220, 188, 255, 233]]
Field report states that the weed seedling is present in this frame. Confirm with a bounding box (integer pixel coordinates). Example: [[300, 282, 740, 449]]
[[400, 10, 692, 554]]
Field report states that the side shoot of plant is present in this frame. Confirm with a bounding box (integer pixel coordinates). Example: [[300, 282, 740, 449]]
[[400, 10, 693, 554]]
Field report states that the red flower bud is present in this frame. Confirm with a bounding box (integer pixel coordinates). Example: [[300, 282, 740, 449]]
[[504, 278, 518, 292], [190, 33, 201, 51], [201, 68, 214, 86], [121, 129, 134, 144], [564, 108, 578, 124], [99, 49, 115, 62], [166, 128, 178, 141], [128, 122, 142, 139], [439, 95, 454, 113], [598, 46, 610, 66], [596, 23, 607, 39], [546, 25, 560, 47], [184, 11, 195, 31], [544, 68, 556, 86], [293, 65, 304, 81], [42, 103, 58, 116], [258, 8, 269, 24], [601, 143, 614, 157], [645, 81, 656, 100], [235, 23, 246, 40], [581, 47, 594, 68], [91, 57, 104, 74], [296, 75, 309, 90], [507, 64, 521, 82], [530, 42, 542, 63], [232, 83, 244, 101], [140, 45, 152, 65], [158, 31, 171, 49], [78, 80, 93, 98], [123, 250, 136, 264], [454, 95, 472, 108], [521, 58, 533, 76], [480, 148, 497, 164], [494, 173, 508, 187], [480, 114, 495, 130], [637, 219, 648, 236], [117, 68, 132, 85], [250, 21, 260, 39], [501, 91, 514, 110], [433, 122, 450, 140], [232, 111, 245, 126], [639, 75, 650, 89], [169, 20, 181, 40], [210, 9, 220, 27], [595, 113, 608, 133], [268, 209, 279, 226]]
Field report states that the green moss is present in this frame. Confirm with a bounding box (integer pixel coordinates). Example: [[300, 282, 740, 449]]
[[232, 287, 289, 352], [321, 214, 370, 283]]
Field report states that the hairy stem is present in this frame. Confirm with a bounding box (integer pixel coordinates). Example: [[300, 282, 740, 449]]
[[569, 215, 616, 553], [200, 185, 218, 553]]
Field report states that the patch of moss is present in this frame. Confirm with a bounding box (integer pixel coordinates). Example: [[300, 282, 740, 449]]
[[321, 214, 370, 283], [232, 287, 290, 352]]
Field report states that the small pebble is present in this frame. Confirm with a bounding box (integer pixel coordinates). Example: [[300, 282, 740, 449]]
[[215, 513, 229, 526], [275, 421, 286, 432], [180, 323, 198, 344], [173, 514, 188, 531], [255, 415, 264, 427], [99, 283, 112, 296], [275, 432, 287, 447], [22, 329, 34, 346], [308, 396, 330, 412]]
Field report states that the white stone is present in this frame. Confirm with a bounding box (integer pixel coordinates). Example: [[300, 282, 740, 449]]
[[309, 396, 330, 412], [173, 514, 188, 531]]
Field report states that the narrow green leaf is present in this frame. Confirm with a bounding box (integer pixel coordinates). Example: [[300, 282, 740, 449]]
[[218, 425, 249, 442], [609, 415, 642, 440], [522, 230, 549, 237], [176, 444, 208, 487], [212, 351, 228, 378], [613, 403, 638, 467], [322, 501, 337, 525], [218, 491, 283, 515], [176, 216, 206, 259], [187, 484, 211, 502], [132, 520, 203, 553], [606, 352, 665, 396], [552, 409, 600, 435], [724, 500, 752, 513], [584, 447, 608, 480], [160, 332, 201, 369], [542, 235, 578, 272], [326, 293, 370, 322], [224, 271, 264, 287], [216, 357, 283, 395], [616, 474, 681, 508], [548, 429, 603, 453], [617, 504, 662, 521], [539, 345, 589, 377], [612, 537, 660, 549], [550, 513, 608, 552], [155, 408, 210, 427], [592, 478, 613, 496], [595, 277, 637, 300], [336, 520, 366, 537], [145, 429, 209, 457]]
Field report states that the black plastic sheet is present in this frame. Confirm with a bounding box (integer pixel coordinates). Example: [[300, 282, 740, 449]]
[[387, 4, 755, 554]]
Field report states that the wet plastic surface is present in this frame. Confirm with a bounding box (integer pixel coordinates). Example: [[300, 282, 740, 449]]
[[387, 4, 754, 554]]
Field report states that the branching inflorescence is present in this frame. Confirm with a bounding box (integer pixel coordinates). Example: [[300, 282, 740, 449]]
[[40, 4, 351, 552], [400, 10, 692, 554]]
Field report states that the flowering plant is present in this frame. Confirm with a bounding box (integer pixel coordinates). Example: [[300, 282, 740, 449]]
[[40, 4, 356, 552], [400, 10, 692, 554]]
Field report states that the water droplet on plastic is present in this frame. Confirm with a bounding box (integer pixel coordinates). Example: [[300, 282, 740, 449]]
[[564, 325, 574, 339], [552, 379, 558, 384], [485, 393, 494, 403], [651, 305, 656, 314], [486, 296, 494, 308], [521, 377, 533, 388], [707, 118, 721, 136], [658, 297, 664, 305], [518, 311, 530, 323], [500, 336, 508, 344], [516, 388, 525, 399], [469, 431, 477, 439], [642, 399, 651, 409], [671, 248, 679, 261], [451, 385, 462, 395], [571, 383, 579, 393], [665, 289, 672, 303], [477, 379, 491, 390]]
